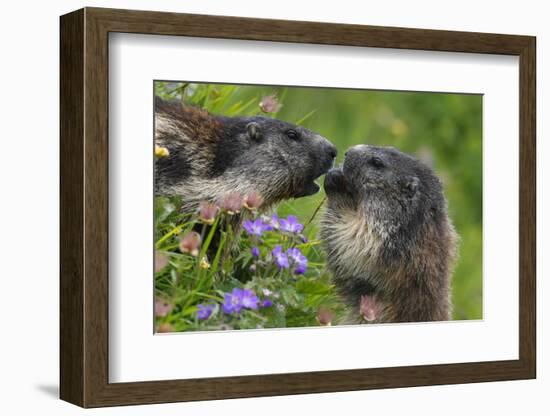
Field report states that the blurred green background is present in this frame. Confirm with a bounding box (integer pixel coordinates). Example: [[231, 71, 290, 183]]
[[155, 81, 482, 320]]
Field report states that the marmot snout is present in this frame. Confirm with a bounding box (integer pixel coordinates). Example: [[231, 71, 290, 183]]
[[320, 145, 458, 324]]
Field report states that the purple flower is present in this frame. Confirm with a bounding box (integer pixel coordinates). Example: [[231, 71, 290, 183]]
[[287, 247, 308, 275], [294, 263, 307, 275], [243, 218, 271, 237], [268, 214, 280, 229], [279, 215, 304, 234], [272, 245, 289, 269], [223, 289, 244, 314], [261, 299, 273, 308], [241, 289, 260, 310], [222, 288, 260, 314], [251, 246, 260, 258], [197, 304, 215, 320]]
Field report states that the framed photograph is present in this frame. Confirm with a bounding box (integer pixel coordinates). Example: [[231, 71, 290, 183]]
[[60, 7, 536, 408]]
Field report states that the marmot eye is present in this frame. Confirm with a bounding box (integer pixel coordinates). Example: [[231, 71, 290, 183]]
[[370, 157, 385, 168], [286, 130, 299, 140]]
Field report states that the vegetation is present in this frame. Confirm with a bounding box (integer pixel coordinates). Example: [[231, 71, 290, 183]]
[[154, 81, 482, 332]]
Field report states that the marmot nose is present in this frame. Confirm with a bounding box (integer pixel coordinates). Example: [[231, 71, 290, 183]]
[[327, 144, 337, 160]]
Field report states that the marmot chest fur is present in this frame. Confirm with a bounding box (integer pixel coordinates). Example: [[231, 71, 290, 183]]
[[320, 144, 458, 324]]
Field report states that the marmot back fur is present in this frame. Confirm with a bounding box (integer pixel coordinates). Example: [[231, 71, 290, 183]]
[[320, 145, 458, 324]]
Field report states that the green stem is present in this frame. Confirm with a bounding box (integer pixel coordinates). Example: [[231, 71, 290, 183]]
[[303, 196, 326, 231], [155, 221, 192, 249]]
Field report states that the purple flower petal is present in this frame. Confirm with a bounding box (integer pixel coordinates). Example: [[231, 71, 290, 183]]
[[197, 303, 215, 320], [251, 246, 260, 258], [223, 290, 244, 314], [243, 218, 271, 237], [287, 247, 308, 274], [269, 214, 280, 229], [222, 288, 261, 313], [241, 289, 259, 310], [272, 245, 289, 269], [294, 263, 307, 275], [279, 215, 304, 233]]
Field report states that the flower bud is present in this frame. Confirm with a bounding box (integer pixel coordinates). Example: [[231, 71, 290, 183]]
[[155, 145, 170, 158], [221, 192, 244, 215], [259, 95, 282, 113], [199, 201, 219, 225], [360, 295, 380, 322], [317, 308, 334, 326], [154, 251, 169, 273], [157, 323, 174, 333], [244, 191, 264, 211], [179, 231, 201, 256], [199, 256, 211, 269], [155, 298, 173, 317]]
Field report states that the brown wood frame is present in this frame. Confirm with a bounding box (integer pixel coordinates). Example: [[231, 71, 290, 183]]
[[60, 7, 536, 408]]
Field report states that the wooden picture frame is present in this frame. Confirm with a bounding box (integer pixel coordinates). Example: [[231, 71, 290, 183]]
[[60, 7, 536, 408]]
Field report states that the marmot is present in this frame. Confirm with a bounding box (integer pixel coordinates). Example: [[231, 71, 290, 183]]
[[155, 97, 337, 211], [320, 145, 458, 324]]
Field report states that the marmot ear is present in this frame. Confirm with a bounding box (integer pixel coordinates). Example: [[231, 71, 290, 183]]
[[403, 176, 419, 197], [246, 122, 262, 141]]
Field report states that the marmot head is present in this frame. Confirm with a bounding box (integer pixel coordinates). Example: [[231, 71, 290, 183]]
[[217, 116, 337, 202], [323, 145, 447, 251], [325, 145, 446, 234], [155, 97, 337, 209]]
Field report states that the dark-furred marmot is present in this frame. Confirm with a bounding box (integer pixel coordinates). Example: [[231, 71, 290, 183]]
[[155, 97, 337, 211], [320, 145, 458, 324]]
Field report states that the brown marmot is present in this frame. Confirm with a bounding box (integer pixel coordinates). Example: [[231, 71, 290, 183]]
[[154, 97, 337, 211], [320, 144, 458, 324]]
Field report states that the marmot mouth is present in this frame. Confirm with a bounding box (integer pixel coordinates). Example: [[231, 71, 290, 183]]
[[295, 163, 335, 197], [295, 178, 321, 197], [295, 156, 336, 198]]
